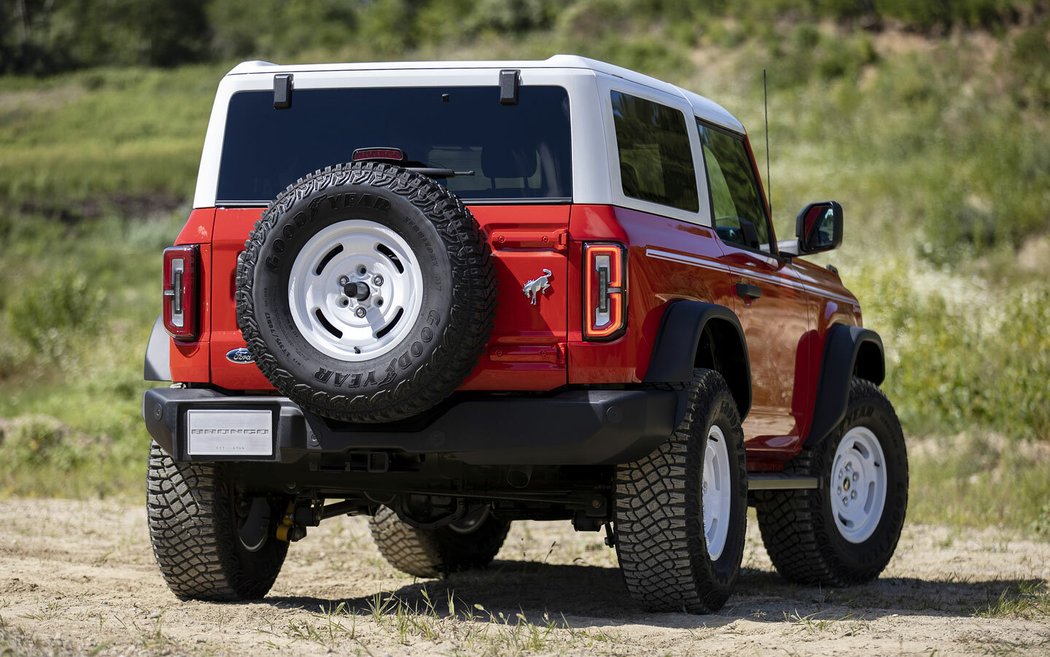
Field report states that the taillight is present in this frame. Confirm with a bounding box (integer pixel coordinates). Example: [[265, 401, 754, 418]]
[[162, 245, 199, 341], [583, 243, 627, 340]]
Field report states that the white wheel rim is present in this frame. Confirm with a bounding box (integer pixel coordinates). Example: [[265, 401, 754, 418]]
[[288, 220, 424, 362], [703, 424, 732, 561], [830, 426, 887, 544]]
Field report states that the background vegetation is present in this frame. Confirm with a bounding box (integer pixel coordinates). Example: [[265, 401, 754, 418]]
[[1, 1, 1047, 533]]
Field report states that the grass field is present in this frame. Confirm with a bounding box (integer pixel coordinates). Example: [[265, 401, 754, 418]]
[[0, 22, 1047, 534]]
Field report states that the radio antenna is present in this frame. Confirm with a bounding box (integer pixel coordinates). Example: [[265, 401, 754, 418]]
[[763, 69, 772, 216]]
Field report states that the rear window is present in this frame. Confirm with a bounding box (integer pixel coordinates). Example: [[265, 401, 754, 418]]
[[216, 86, 572, 204], [610, 91, 698, 213]]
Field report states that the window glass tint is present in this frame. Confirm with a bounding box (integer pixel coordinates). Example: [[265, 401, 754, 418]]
[[610, 91, 698, 212], [217, 86, 571, 203], [697, 121, 772, 252]]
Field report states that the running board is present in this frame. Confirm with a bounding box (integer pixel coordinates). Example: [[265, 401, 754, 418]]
[[748, 474, 820, 491]]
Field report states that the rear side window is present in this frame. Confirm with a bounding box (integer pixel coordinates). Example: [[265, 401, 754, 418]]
[[610, 91, 698, 212], [697, 121, 772, 252], [216, 86, 572, 204]]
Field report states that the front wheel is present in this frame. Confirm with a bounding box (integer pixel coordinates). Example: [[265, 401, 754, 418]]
[[754, 378, 908, 585], [614, 369, 748, 613]]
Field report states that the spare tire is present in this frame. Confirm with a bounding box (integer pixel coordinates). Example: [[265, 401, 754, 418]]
[[237, 162, 495, 423]]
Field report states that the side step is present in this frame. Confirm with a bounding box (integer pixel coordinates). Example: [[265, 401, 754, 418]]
[[748, 474, 819, 491]]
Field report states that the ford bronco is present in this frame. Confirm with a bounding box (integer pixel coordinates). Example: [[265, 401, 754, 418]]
[[143, 55, 908, 613]]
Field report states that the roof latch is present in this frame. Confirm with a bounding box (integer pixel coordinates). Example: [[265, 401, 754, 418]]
[[499, 69, 520, 105], [273, 73, 293, 110]]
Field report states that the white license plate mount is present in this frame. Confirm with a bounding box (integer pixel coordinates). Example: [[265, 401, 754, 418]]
[[186, 409, 274, 457]]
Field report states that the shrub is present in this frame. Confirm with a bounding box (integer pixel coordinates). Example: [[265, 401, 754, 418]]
[[6, 269, 105, 360]]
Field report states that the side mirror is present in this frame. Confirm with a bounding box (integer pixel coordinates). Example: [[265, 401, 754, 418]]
[[795, 201, 843, 254]]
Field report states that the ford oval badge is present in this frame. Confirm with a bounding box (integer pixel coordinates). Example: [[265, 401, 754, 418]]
[[226, 348, 254, 364]]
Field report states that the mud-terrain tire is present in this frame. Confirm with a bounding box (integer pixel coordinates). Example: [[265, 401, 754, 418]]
[[614, 369, 748, 613], [237, 161, 495, 423], [754, 378, 908, 586], [146, 442, 289, 601], [369, 506, 510, 578]]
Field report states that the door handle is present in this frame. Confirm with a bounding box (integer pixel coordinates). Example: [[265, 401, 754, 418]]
[[736, 282, 762, 300]]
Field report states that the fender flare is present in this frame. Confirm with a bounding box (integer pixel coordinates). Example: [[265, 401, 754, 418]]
[[804, 324, 886, 447], [144, 315, 172, 382], [644, 300, 751, 419]]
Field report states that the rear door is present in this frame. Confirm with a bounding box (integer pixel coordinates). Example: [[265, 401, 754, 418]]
[[206, 81, 574, 392]]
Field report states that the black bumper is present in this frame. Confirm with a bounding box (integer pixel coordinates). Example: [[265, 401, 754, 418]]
[[142, 387, 678, 466]]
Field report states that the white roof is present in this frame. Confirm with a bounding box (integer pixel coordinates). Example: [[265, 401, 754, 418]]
[[225, 54, 745, 134]]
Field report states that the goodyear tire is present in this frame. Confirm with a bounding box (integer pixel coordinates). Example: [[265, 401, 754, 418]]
[[146, 442, 289, 601], [754, 378, 908, 585], [237, 161, 495, 423], [369, 506, 510, 578], [614, 369, 748, 613]]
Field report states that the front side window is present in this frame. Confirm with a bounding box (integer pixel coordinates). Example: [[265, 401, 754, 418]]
[[610, 91, 698, 212], [217, 86, 572, 204], [697, 121, 773, 252]]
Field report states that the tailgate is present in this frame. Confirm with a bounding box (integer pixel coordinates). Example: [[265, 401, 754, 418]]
[[206, 205, 571, 392]]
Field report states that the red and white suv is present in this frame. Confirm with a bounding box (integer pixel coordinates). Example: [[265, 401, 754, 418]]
[[143, 55, 908, 612]]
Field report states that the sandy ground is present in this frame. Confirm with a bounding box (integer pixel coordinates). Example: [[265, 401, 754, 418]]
[[0, 499, 1047, 657]]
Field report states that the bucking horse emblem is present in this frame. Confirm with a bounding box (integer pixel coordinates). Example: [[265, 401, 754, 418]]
[[522, 269, 552, 305]]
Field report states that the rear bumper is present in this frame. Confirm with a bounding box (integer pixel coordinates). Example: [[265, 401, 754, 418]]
[[142, 387, 677, 466]]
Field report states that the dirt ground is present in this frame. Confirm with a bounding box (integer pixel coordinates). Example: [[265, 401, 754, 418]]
[[1, 499, 1047, 656]]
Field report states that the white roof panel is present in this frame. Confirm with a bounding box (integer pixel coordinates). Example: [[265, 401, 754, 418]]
[[224, 55, 746, 133]]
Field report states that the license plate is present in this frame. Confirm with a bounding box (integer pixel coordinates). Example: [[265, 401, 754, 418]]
[[186, 409, 273, 456]]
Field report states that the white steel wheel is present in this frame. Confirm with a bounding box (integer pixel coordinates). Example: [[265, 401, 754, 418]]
[[829, 425, 887, 544], [287, 220, 424, 361], [703, 424, 732, 561]]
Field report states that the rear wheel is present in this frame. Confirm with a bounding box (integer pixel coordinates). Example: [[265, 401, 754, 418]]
[[369, 506, 510, 578], [146, 442, 289, 600], [614, 369, 748, 613], [754, 378, 908, 585]]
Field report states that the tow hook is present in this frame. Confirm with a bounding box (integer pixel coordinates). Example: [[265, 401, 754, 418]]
[[276, 501, 307, 542]]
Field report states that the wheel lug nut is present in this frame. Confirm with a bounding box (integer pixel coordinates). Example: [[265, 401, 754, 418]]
[[373, 275, 384, 286], [338, 276, 349, 286], [851, 491, 857, 499], [852, 472, 859, 482], [354, 307, 367, 318]]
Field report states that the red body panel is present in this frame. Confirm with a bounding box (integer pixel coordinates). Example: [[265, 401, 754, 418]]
[[170, 209, 214, 383], [719, 245, 812, 464], [458, 205, 570, 391], [167, 199, 861, 470]]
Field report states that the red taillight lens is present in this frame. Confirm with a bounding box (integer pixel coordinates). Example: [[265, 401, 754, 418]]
[[584, 243, 626, 341], [162, 245, 199, 341]]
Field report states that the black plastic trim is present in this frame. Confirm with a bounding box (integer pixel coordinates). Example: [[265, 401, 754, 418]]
[[143, 387, 677, 467], [499, 69, 520, 105], [644, 300, 752, 418], [273, 73, 293, 109], [804, 324, 886, 447], [143, 315, 171, 381]]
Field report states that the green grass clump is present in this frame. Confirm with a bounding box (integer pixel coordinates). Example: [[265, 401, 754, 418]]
[[0, 211, 182, 498], [977, 580, 1050, 620], [846, 263, 1050, 441], [0, 65, 220, 214], [907, 434, 1050, 532]]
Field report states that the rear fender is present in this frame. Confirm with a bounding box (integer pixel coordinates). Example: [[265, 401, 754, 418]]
[[144, 315, 172, 382], [644, 300, 751, 420]]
